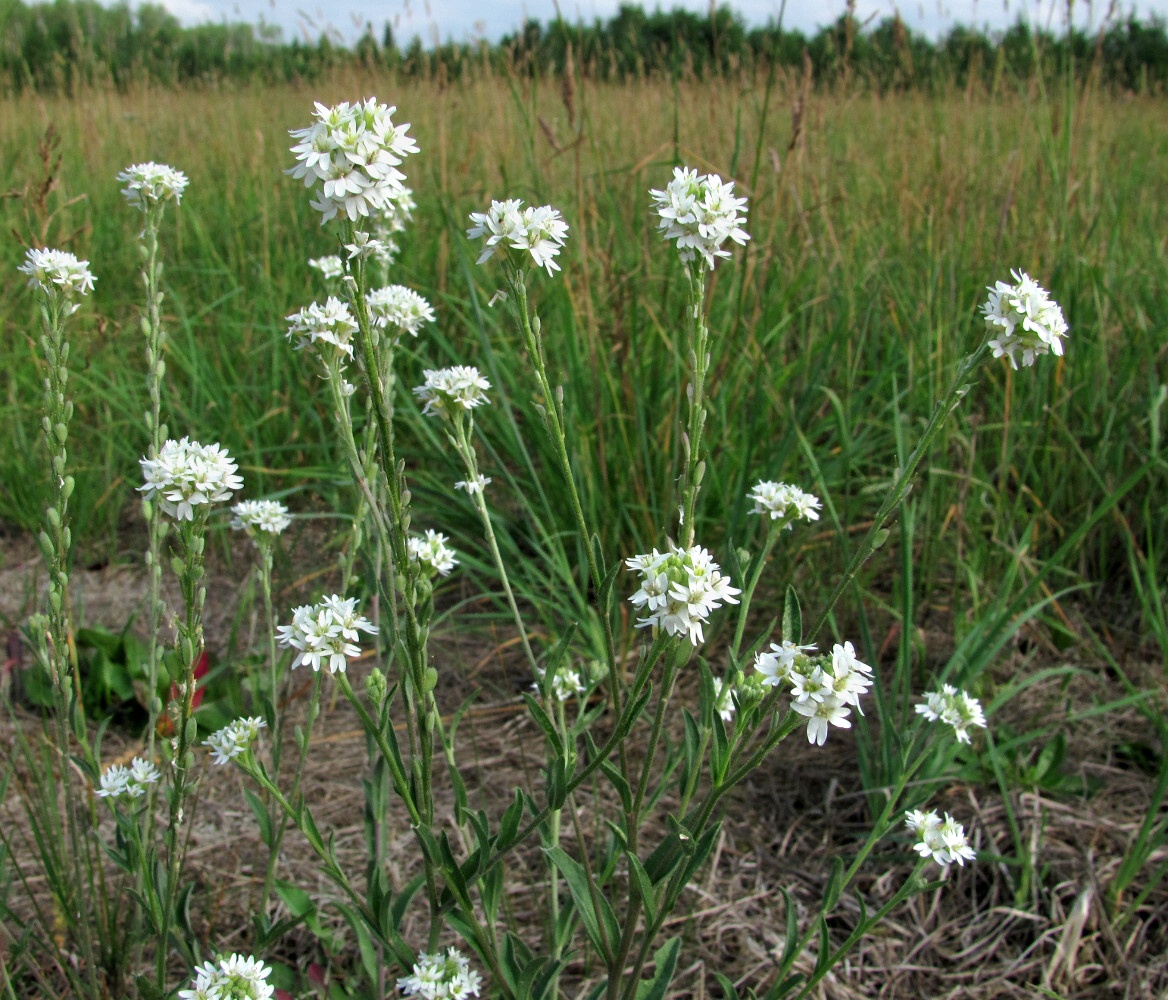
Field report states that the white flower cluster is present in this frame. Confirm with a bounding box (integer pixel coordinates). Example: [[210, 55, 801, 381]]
[[96, 756, 160, 798], [177, 953, 274, 1000], [397, 947, 483, 999], [905, 809, 977, 868], [754, 639, 873, 745], [276, 595, 378, 675], [138, 437, 243, 521], [748, 480, 822, 528], [308, 255, 345, 280], [19, 247, 96, 305], [649, 165, 750, 269], [288, 98, 418, 224], [344, 230, 388, 260], [367, 285, 436, 339], [116, 161, 189, 209], [372, 185, 415, 242], [204, 716, 267, 766], [981, 269, 1068, 369], [231, 499, 292, 538], [467, 199, 570, 276], [534, 662, 586, 702], [408, 529, 458, 577], [413, 366, 491, 418], [286, 297, 359, 362], [915, 684, 987, 744], [626, 545, 742, 645]]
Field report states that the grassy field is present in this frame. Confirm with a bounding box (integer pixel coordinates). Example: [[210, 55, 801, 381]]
[[2, 64, 1167, 998]]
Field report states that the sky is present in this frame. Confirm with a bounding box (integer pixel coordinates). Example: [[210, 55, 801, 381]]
[[148, 0, 1168, 47]]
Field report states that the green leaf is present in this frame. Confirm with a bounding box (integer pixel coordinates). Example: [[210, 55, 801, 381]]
[[599, 759, 633, 814], [626, 850, 658, 926], [635, 936, 682, 1000], [522, 692, 565, 756], [389, 871, 427, 932], [544, 846, 618, 961], [244, 789, 274, 847], [713, 972, 740, 1000], [823, 855, 845, 911], [496, 787, 526, 850], [782, 585, 802, 645]]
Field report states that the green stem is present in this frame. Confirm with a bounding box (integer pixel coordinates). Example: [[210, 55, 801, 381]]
[[809, 342, 991, 638], [678, 263, 711, 549]]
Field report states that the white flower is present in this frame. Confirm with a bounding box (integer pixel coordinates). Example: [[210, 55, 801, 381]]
[[649, 165, 750, 269], [276, 595, 377, 674], [96, 763, 133, 798], [367, 285, 436, 338], [793, 693, 851, 746], [905, 809, 976, 867], [204, 717, 267, 765], [825, 640, 874, 712], [231, 499, 292, 538], [288, 98, 418, 224], [178, 953, 274, 1000], [96, 757, 160, 798], [455, 475, 492, 495], [535, 663, 586, 702], [308, 255, 345, 280], [344, 229, 389, 260], [748, 480, 822, 528], [915, 684, 987, 744], [398, 947, 483, 999], [19, 247, 96, 304], [373, 185, 416, 238], [138, 437, 243, 521], [286, 297, 358, 361], [413, 366, 491, 418], [116, 161, 189, 209], [467, 199, 569, 276], [981, 269, 1068, 369], [754, 640, 817, 687], [129, 756, 161, 786], [408, 529, 458, 577], [625, 544, 741, 645]]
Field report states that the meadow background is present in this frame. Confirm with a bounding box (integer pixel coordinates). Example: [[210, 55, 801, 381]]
[[1, 1, 1167, 996]]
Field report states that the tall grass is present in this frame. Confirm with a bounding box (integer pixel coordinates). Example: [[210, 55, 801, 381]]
[[1, 67, 1165, 649]]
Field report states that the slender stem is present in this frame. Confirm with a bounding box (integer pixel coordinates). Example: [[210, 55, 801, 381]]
[[678, 263, 711, 549], [729, 527, 780, 660], [809, 342, 990, 638]]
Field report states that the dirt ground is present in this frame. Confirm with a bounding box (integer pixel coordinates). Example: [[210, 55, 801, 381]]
[[2, 518, 1167, 999]]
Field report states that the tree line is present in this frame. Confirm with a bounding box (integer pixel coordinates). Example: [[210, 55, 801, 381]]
[[3, 0, 1168, 93]]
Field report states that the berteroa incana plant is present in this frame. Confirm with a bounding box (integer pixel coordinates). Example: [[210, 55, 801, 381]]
[[7, 95, 1069, 1000]]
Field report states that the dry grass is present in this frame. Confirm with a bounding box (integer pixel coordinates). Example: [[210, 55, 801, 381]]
[[2, 528, 1166, 999]]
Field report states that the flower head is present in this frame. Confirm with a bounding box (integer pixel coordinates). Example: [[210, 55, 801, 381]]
[[344, 229, 389, 260], [755, 639, 872, 744], [748, 480, 822, 529], [397, 946, 483, 999], [308, 255, 345, 280], [288, 98, 418, 224], [467, 199, 569, 276], [625, 545, 741, 645], [19, 247, 96, 306], [138, 437, 243, 521], [204, 717, 267, 765], [535, 662, 586, 702], [905, 809, 977, 868], [981, 270, 1068, 369], [276, 595, 377, 674], [413, 366, 491, 419], [231, 499, 292, 539], [286, 297, 359, 362], [178, 953, 274, 1000], [96, 756, 160, 799], [649, 166, 750, 269], [915, 684, 987, 744], [116, 161, 189, 209], [408, 529, 458, 578], [367, 285, 436, 339]]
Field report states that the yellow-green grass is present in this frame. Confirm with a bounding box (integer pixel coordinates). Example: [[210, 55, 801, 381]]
[[1, 68, 1165, 646]]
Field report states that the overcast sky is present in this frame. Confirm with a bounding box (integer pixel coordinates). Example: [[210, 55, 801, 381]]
[[153, 0, 1168, 46]]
